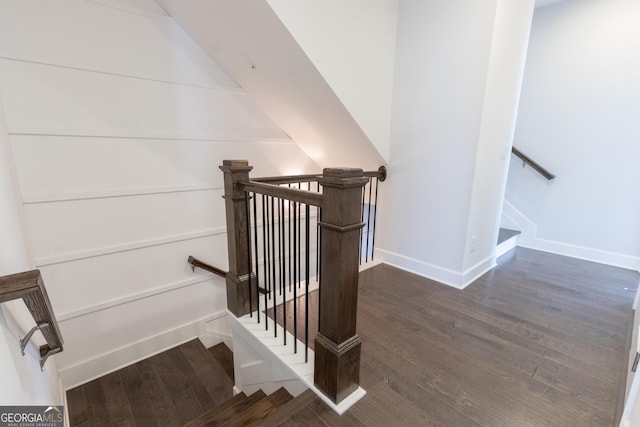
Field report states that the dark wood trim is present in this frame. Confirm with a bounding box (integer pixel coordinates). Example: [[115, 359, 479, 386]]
[[239, 181, 323, 207], [364, 166, 387, 182], [314, 167, 368, 403], [0, 269, 64, 367], [253, 174, 322, 185], [253, 166, 387, 186], [187, 256, 227, 278], [220, 160, 256, 317], [512, 146, 556, 181]]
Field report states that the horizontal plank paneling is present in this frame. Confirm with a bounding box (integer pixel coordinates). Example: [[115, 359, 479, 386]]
[[25, 190, 225, 259], [40, 235, 227, 314], [10, 136, 313, 198], [0, 59, 287, 141], [55, 279, 225, 371], [0, 0, 319, 382], [0, 0, 235, 87]]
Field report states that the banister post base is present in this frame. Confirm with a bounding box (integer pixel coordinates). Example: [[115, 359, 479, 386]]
[[314, 333, 361, 404], [225, 272, 257, 317]]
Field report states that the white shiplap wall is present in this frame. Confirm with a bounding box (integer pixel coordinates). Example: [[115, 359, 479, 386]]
[[0, 0, 318, 388]]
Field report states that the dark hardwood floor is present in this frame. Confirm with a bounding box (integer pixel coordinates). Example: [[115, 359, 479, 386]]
[[69, 247, 638, 426], [270, 247, 638, 426], [67, 340, 235, 426]]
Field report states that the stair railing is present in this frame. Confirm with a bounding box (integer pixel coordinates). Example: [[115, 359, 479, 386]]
[[220, 160, 385, 404], [512, 146, 556, 181], [0, 269, 63, 369]]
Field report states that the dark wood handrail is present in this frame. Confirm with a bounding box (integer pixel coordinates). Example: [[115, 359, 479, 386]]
[[253, 166, 387, 185], [0, 270, 63, 369], [512, 147, 556, 181], [187, 256, 227, 278], [240, 181, 324, 207], [253, 173, 321, 185]]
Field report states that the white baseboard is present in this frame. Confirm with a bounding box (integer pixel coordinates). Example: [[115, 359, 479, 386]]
[[519, 238, 640, 271], [496, 234, 519, 258], [376, 249, 495, 289], [58, 310, 228, 390], [503, 200, 640, 271], [60, 376, 69, 427], [199, 311, 232, 350]]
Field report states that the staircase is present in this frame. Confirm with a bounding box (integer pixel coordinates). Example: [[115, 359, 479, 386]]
[[66, 339, 317, 426], [496, 227, 521, 257]]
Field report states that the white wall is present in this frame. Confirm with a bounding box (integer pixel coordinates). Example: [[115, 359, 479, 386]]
[[0, 92, 62, 405], [266, 0, 398, 162], [377, 0, 534, 288], [156, 0, 385, 171], [0, 0, 319, 389], [506, 0, 640, 269], [463, 0, 535, 275]]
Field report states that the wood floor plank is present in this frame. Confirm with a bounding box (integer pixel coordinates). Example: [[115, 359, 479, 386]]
[[533, 357, 617, 415], [100, 371, 136, 427], [150, 346, 205, 424], [83, 378, 111, 427], [223, 387, 293, 426], [208, 342, 235, 382], [66, 386, 88, 427], [179, 339, 233, 406], [276, 406, 329, 427], [256, 389, 317, 427], [119, 364, 158, 427], [136, 357, 182, 427], [305, 397, 371, 427]]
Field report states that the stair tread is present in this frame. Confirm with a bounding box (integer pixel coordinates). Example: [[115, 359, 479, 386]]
[[222, 387, 294, 427], [254, 389, 318, 427], [497, 228, 521, 245], [185, 390, 267, 427], [208, 342, 234, 382], [180, 339, 234, 406]]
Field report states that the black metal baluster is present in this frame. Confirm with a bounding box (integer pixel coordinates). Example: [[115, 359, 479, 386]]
[[305, 203, 310, 362], [298, 192, 302, 290], [371, 177, 380, 261], [262, 194, 269, 331], [293, 202, 298, 354], [288, 184, 292, 292], [280, 198, 286, 346], [366, 177, 373, 263], [271, 196, 277, 338], [245, 192, 253, 317], [265, 195, 271, 300], [317, 205, 321, 333], [252, 192, 260, 324], [360, 180, 366, 265]]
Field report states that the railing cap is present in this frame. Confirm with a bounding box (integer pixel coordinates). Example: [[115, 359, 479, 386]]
[[320, 168, 369, 189], [220, 160, 253, 173]]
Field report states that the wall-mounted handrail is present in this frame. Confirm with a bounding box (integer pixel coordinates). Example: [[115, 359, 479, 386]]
[[0, 270, 63, 370], [512, 146, 556, 181], [187, 256, 227, 278]]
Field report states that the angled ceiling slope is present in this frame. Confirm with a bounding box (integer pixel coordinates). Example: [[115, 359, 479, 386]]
[[156, 0, 385, 170]]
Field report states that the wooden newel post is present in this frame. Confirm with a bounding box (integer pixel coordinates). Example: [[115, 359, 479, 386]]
[[220, 160, 255, 317], [314, 167, 368, 403]]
